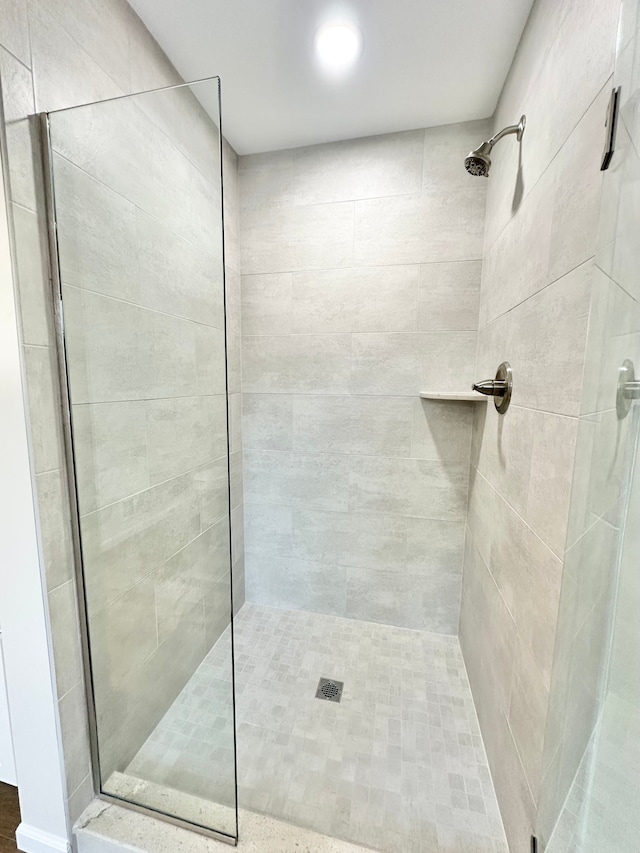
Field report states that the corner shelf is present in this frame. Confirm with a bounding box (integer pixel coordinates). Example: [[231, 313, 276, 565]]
[[419, 392, 487, 402]]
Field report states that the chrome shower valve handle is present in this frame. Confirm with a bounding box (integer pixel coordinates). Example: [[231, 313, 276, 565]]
[[472, 362, 513, 414], [472, 379, 508, 396]]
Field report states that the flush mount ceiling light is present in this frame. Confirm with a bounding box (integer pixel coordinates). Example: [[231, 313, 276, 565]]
[[314, 21, 362, 75]]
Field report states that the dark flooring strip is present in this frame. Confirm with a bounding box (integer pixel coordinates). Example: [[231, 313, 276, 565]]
[[0, 782, 20, 851]]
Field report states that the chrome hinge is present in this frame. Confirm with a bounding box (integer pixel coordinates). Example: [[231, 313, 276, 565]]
[[601, 86, 621, 171]]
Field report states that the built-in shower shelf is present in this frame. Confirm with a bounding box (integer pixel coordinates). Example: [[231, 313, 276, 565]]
[[419, 392, 488, 402]]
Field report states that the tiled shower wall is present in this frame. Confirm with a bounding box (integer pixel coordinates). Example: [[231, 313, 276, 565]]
[[238, 123, 488, 634], [0, 0, 242, 824], [538, 0, 640, 846], [459, 0, 622, 850]]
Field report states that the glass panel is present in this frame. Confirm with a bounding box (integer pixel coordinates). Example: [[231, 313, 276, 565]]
[[538, 2, 640, 849], [46, 78, 237, 840]]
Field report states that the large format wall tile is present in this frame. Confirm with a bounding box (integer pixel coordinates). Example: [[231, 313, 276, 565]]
[[197, 456, 233, 531], [240, 201, 355, 274], [81, 472, 202, 616], [37, 469, 75, 592], [240, 130, 424, 209], [241, 273, 293, 335], [471, 404, 535, 519], [292, 395, 413, 457], [460, 534, 517, 713], [459, 0, 622, 848], [346, 567, 461, 633], [348, 456, 469, 520], [410, 398, 474, 461], [145, 395, 227, 484], [72, 401, 149, 514], [0, 46, 39, 211], [245, 555, 347, 615], [53, 154, 139, 302], [10, 202, 52, 347], [135, 209, 224, 328], [242, 334, 351, 394], [154, 519, 230, 642], [243, 503, 294, 559], [354, 188, 485, 266], [30, 0, 124, 113], [350, 331, 477, 396], [508, 262, 591, 416], [0, 0, 30, 66], [243, 265, 422, 335], [240, 123, 486, 633], [288, 130, 424, 206], [57, 683, 92, 797], [244, 449, 350, 511], [480, 169, 555, 326], [62, 286, 227, 403], [418, 260, 482, 331], [37, 0, 131, 94], [405, 517, 465, 576], [476, 264, 591, 418], [293, 266, 421, 334], [291, 507, 407, 572], [22, 344, 65, 473], [526, 411, 578, 558], [48, 579, 83, 699], [51, 97, 220, 252], [347, 265, 420, 333], [242, 394, 293, 450], [547, 84, 609, 284]]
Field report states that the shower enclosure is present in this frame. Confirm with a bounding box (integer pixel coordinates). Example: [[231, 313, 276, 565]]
[[34, 3, 640, 850], [41, 74, 509, 851], [42, 77, 238, 843]]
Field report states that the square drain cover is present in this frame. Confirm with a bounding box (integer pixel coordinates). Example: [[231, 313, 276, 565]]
[[316, 677, 344, 703]]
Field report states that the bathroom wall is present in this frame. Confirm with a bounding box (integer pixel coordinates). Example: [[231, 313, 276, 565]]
[[537, 0, 640, 846], [0, 0, 242, 824], [238, 122, 488, 634], [459, 0, 622, 849]]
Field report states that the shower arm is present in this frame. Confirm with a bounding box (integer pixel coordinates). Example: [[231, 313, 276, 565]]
[[487, 115, 526, 149]]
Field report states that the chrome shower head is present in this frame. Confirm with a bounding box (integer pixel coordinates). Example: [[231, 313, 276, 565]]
[[465, 142, 493, 177], [464, 115, 526, 178]]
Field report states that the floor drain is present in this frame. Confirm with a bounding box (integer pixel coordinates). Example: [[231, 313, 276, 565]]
[[316, 677, 343, 703]]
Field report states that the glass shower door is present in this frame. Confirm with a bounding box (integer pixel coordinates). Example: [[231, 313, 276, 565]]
[[43, 77, 237, 842]]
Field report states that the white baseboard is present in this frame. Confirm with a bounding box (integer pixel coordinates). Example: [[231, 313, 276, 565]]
[[15, 823, 71, 853]]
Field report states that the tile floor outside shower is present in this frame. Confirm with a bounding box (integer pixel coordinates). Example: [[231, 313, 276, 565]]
[[127, 603, 507, 853]]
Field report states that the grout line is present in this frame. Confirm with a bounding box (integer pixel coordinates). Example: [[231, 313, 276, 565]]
[[50, 148, 221, 257], [61, 282, 225, 332], [240, 259, 483, 280], [483, 77, 615, 257], [73, 393, 227, 407], [470, 467, 565, 562], [79, 453, 229, 519], [0, 42, 32, 75], [242, 329, 478, 337], [593, 259, 640, 305], [477, 256, 595, 331]]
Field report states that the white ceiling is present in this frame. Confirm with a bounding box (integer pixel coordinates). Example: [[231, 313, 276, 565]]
[[128, 0, 534, 156]]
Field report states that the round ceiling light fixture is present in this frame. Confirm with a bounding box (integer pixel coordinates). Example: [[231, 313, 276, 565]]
[[314, 21, 362, 74]]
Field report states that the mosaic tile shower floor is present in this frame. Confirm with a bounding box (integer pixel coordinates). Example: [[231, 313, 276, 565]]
[[127, 603, 507, 853]]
